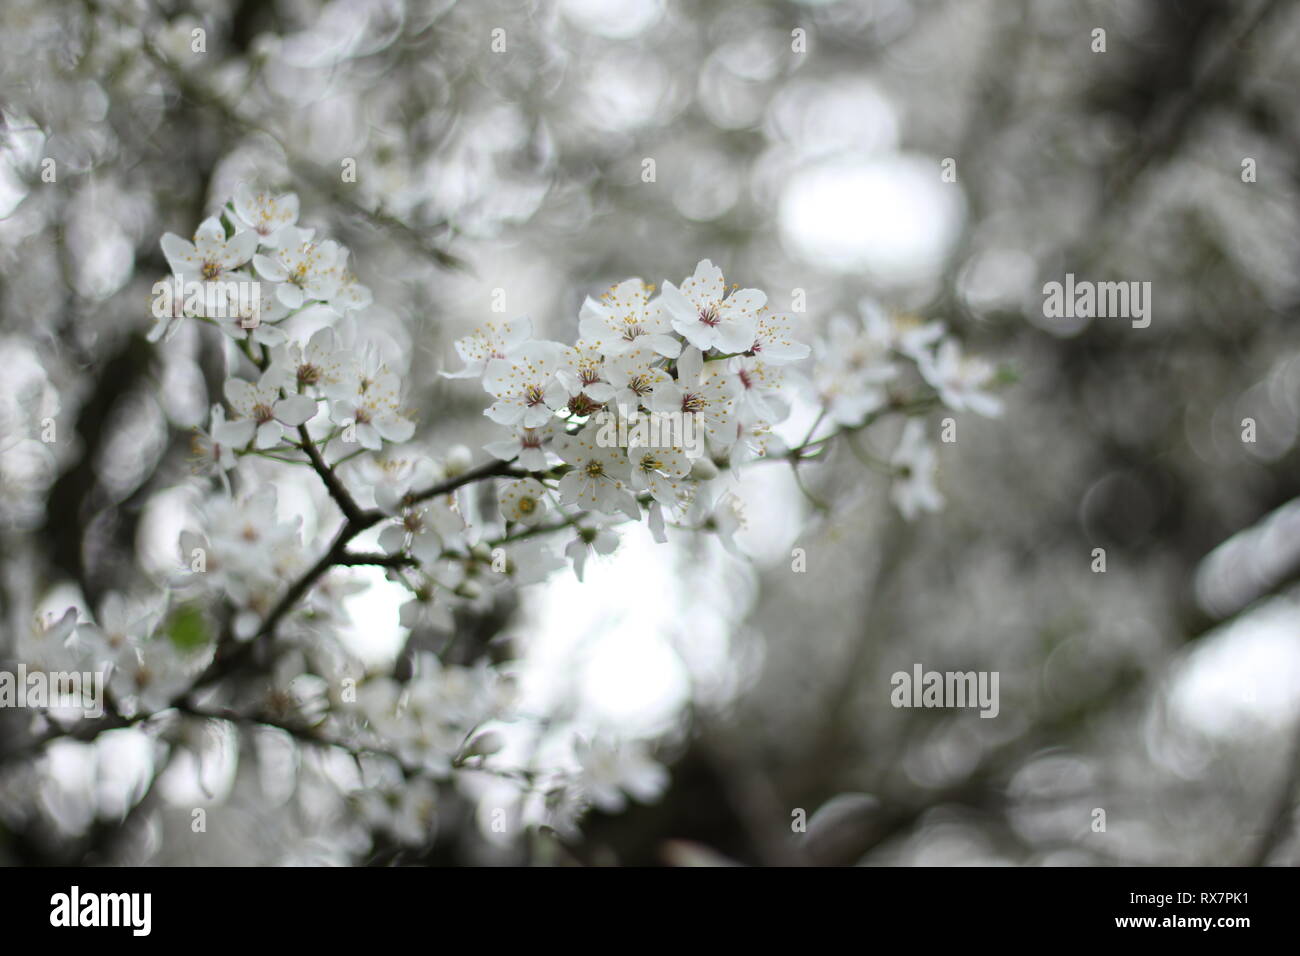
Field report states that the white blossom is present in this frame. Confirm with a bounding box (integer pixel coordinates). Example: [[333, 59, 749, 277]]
[[160, 216, 258, 284], [659, 259, 763, 354], [573, 737, 668, 814], [225, 369, 319, 449], [918, 338, 1004, 418], [192, 403, 254, 472], [749, 311, 811, 364], [442, 317, 533, 379], [648, 346, 738, 449], [626, 444, 691, 508], [481, 341, 570, 428], [891, 419, 944, 520], [553, 433, 640, 520], [483, 422, 558, 473], [578, 279, 681, 358], [330, 365, 416, 450], [252, 228, 344, 309], [230, 184, 301, 248], [603, 347, 672, 413], [498, 477, 549, 526], [269, 327, 359, 401]]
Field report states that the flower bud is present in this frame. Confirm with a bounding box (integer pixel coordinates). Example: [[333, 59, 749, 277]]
[[443, 444, 473, 476], [462, 731, 505, 758], [690, 458, 719, 481]]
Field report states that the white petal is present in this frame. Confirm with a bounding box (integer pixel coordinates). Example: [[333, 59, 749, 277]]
[[160, 234, 198, 275], [483, 439, 521, 461], [375, 414, 415, 443], [485, 401, 525, 426], [378, 525, 407, 554], [255, 421, 282, 449], [223, 378, 257, 415], [646, 333, 682, 358], [274, 394, 318, 426], [676, 346, 704, 384], [253, 254, 287, 281], [276, 284, 304, 309], [223, 229, 259, 268], [657, 281, 698, 324]]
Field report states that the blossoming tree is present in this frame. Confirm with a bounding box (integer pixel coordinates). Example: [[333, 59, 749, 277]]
[[5, 185, 1000, 855]]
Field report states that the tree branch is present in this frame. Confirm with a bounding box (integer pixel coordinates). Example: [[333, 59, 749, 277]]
[[297, 425, 363, 524]]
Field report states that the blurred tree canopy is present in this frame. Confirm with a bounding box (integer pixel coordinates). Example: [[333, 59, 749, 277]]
[[2, 0, 1300, 865]]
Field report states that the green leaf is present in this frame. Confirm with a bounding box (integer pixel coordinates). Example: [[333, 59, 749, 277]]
[[165, 605, 211, 652]]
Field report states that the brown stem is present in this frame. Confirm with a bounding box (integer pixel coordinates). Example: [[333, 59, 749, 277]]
[[297, 424, 364, 523]]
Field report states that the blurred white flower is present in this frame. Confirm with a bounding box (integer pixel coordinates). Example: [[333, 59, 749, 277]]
[[891, 419, 943, 520], [814, 314, 897, 426], [191, 403, 254, 472], [573, 737, 668, 814], [918, 338, 1003, 418]]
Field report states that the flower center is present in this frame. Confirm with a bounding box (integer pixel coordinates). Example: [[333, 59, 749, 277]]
[[682, 392, 706, 414], [584, 461, 605, 479], [568, 393, 602, 417], [698, 303, 720, 327], [252, 402, 275, 424], [524, 383, 547, 407]]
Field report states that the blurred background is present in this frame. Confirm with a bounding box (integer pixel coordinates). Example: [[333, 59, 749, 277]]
[[3, 0, 1300, 865]]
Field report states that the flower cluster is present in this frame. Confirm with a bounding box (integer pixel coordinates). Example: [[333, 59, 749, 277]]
[[446, 259, 812, 563], [10, 186, 1004, 858], [811, 302, 1003, 519]]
